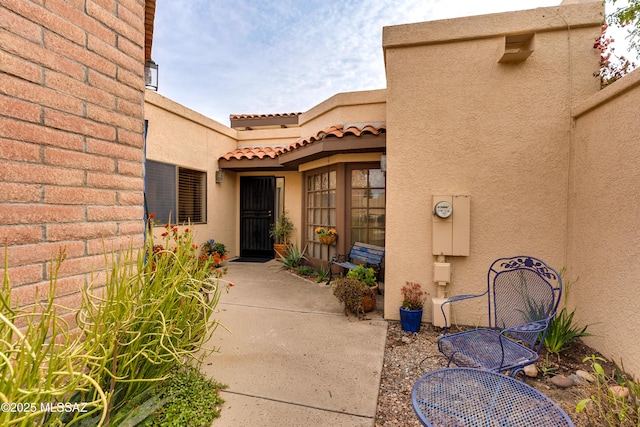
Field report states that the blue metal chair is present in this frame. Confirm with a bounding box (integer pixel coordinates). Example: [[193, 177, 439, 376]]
[[437, 256, 562, 380]]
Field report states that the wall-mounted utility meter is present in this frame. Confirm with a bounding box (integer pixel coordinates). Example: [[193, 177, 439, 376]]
[[434, 201, 453, 219], [432, 195, 470, 256]]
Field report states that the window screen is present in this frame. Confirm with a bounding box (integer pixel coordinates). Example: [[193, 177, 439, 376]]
[[145, 160, 206, 224], [145, 160, 176, 224]]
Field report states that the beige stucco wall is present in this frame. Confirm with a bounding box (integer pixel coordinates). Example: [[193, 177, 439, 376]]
[[235, 127, 301, 148], [299, 90, 386, 134], [382, 3, 603, 325], [143, 88, 388, 258], [144, 90, 239, 255], [142, 1, 640, 376], [568, 69, 640, 375]]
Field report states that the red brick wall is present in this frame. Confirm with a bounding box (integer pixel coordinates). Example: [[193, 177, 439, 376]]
[[0, 0, 146, 309]]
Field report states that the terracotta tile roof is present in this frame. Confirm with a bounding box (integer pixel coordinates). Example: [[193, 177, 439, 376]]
[[220, 146, 287, 161], [282, 123, 386, 153], [220, 122, 386, 161], [145, 0, 156, 62], [229, 113, 302, 120]]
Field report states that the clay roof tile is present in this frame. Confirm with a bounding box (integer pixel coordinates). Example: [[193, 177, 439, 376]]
[[220, 146, 287, 161], [219, 122, 385, 161], [281, 122, 386, 153], [229, 112, 302, 120]]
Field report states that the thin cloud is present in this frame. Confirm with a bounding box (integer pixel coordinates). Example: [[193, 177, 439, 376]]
[[152, 0, 560, 125]]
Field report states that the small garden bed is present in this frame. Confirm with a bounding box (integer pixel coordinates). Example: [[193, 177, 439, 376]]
[[0, 223, 231, 426], [376, 323, 637, 427]]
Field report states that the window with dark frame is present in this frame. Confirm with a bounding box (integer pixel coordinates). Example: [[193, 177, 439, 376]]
[[145, 160, 207, 224], [306, 169, 337, 260], [350, 168, 385, 247]]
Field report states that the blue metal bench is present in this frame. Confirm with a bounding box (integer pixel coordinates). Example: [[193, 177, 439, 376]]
[[327, 242, 385, 285]]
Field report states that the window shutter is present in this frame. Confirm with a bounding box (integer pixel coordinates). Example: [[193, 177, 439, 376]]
[[178, 167, 206, 223]]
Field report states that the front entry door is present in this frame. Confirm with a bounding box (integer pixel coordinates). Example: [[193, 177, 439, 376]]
[[240, 176, 275, 258]]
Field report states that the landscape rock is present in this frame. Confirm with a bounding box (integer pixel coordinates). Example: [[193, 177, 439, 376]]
[[576, 370, 595, 383], [609, 385, 629, 398], [567, 374, 584, 384], [551, 375, 574, 388], [524, 364, 538, 377]]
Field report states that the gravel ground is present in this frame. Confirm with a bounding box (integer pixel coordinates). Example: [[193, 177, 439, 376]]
[[375, 321, 449, 426], [374, 321, 595, 427]]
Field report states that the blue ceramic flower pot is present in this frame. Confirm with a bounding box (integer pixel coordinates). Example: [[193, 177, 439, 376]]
[[400, 307, 423, 332]]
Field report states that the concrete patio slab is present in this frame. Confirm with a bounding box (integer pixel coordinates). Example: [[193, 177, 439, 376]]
[[216, 393, 373, 427], [200, 260, 387, 426]]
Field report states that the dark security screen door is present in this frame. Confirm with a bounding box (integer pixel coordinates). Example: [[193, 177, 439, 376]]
[[240, 176, 275, 258]]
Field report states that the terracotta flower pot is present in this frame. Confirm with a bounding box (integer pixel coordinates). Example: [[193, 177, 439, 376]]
[[363, 285, 378, 312], [274, 243, 288, 259]]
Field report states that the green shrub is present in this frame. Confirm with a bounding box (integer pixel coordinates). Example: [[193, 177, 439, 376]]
[[0, 222, 230, 426], [141, 364, 227, 427], [0, 250, 107, 426], [577, 355, 639, 426], [269, 211, 294, 244], [296, 265, 315, 277], [315, 265, 330, 283], [544, 271, 591, 355], [201, 239, 228, 258], [332, 278, 376, 318], [346, 265, 377, 287], [77, 223, 227, 422]]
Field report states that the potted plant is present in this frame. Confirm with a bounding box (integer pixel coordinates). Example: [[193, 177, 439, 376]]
[[400, 281, 426, 332], [346, 265, 378, 312], [315, 227, 337, 245], [201, 239, 228, 267], [332, 277, 377, 319], [269, 210, 294, 259], [346, 265, 377, 286]]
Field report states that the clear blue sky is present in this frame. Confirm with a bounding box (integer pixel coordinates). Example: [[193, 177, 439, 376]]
[[150, 0, 620, 125]]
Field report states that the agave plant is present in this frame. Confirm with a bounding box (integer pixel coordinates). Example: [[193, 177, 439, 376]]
[[279, 244, 307, 269], [544, 271, 591, 356]]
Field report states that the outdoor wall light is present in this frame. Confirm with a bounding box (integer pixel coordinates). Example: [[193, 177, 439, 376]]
[[380, 154, 387, 174], [144, 60, 158, 91], [215, 170, 224, 184]]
